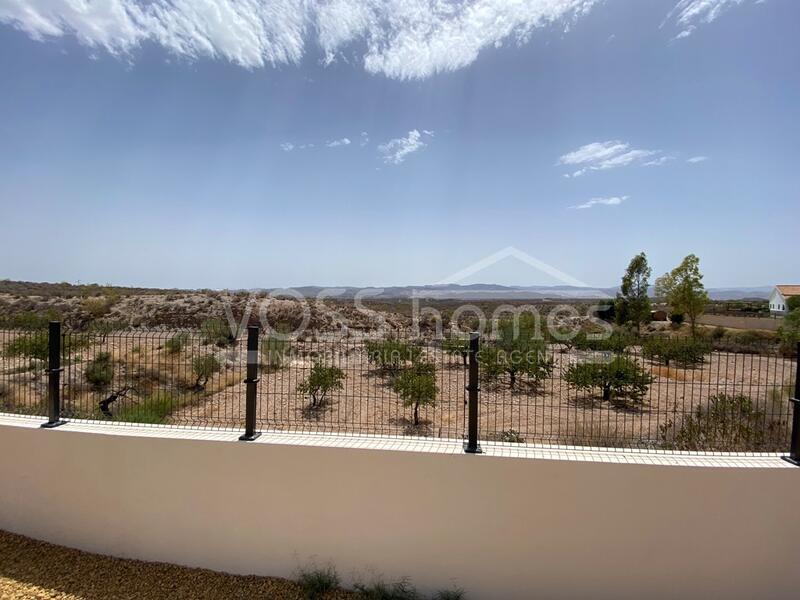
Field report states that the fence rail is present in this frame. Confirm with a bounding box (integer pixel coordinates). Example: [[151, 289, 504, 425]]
[[0, 324, 798, 457]]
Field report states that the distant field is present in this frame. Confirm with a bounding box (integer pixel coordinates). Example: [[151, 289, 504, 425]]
[[698, 314, 783, 332]]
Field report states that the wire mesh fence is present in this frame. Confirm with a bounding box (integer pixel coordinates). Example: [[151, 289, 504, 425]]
[[0, 325, 796, 454]]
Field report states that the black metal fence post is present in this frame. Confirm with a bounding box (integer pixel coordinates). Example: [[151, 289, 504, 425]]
[[41, 321, 66, 428], [783, 342, 800, 466], [239, 325, 261, 441], [464, 331, 482, 454]]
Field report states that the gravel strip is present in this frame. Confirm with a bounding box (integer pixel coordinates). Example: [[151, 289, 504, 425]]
[[0, 530, 357, 599]]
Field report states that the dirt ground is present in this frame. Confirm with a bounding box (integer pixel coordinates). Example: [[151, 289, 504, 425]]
[[0, 530, 356, 600]]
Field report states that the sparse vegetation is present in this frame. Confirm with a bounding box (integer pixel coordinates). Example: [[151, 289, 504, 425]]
[[297, 565, 340, 600], [164, 332, 189, 354], [192, 354, 221, 389], [365, 339, 422, 375], [297, 361, 346, 408], [480, 316, 553, 389], [261, 336, 289, 369], [660, 394, 789, 452], [642, 336, 710, 367], [564, 356, 653, 404], [354, 578, 419, 600], [778, 308, 800, 355], [201, 318, 235, 347], [441, 335, 469, 367], [3, 333, 49, 360], [85, 352, 114, 389], [116, 392, 177, 424]]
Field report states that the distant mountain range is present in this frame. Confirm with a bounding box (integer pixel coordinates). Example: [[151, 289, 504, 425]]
[[274, 284, 774, 301]]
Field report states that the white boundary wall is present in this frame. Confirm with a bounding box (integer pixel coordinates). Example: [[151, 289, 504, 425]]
[[1, 416, 799, 599]]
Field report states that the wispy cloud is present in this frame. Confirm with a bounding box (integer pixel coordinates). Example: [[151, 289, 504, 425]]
[[570, 196, 629, 210], [559, 141, 666, 177], [687, 155, 709, 163], [326, 137, 351, 148], [360, 131, 370, 146], [0, 1, 601, 80], [280, 142, 295, 152], [663, 0, 764, 40], [378, 129, 433, 165]]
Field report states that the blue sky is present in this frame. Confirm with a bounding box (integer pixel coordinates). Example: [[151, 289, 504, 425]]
[[0, 0, 797, 290]]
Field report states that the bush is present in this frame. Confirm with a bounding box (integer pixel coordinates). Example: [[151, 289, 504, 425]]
[[364, 339, 422, 374], [496, 430, 525, 443], [260, 336, 289, 369], [564, 355, 653, 403], [433, 591, 465, 600], [392, 360, 437, 425], [669, 313, 684, 326], [297, 362, 346, 408], [200, 318, 235, 347], [82, 294, 118, 319], [297, 566, 340, 600], [778, 309, 800, 355], [354, 579, 419, 600], [642, 336, 709, 367], [3, 333, 49, 360], [0, 309, 60, 330], [442, 336, 469, 367], [164, 333, 189, 354], [192, 354, 221, 388], [85, 352, 114, 389], [787, 296, 800, 312], [660, 394, 789, 452]]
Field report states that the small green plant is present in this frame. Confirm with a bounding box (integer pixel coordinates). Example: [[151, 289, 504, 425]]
[[261, 336, 289, 369], [669, 312, 684, 326], [85, 352, 114, 389], [297, 362, 346, 408], [164, 333, 189, 354], [192, 354, 222, 389], [364, 339, 422, 374], [297, 566, 340, 600], [392, 360, 437, 426], [660, 394, 789, 452], [564, 355, 653, 403], [200, 318, 235, 347], [572, 329, 637, 354], [442, 336, 469, 367], [354, 578, 419, 600], [778, 309, 800, 355]]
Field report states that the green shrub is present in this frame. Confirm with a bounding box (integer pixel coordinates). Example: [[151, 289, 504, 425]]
[[260, 336, 289, 369], [787, 296, 800, 312], [497, 430, 525, 443], [364, 339, 422, 374], [392, 360, 437, 426], [116, 392, 176, 424], [192, 354, 221, 388], [354, 579, 419, 600], [200, 318, 235, 347], [779, 309, 800, 355], [297, 362, 346, 408], [164, 333, 189, 354], [660, 394, 789, 452], [564, 355, 653, 403], [3, 333, 49, 360], [297, 566, 340, 600], [0, 309, 60, 330], [642, 336, 709, 367], [669, 313, 684, 326], [442, 336, 469, 367], [85, 352, 114, 389]]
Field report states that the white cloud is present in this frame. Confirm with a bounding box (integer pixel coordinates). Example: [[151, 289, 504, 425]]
[[378, 129, 433, 165], [360, 131, 370, 146], [326, 137, 351, 147], [663, 0, 764, 40], [0, 0, 601, 79], [644, 155, 675, 167], [687, 155, 709, 163], [559, 140, 664, 177], [570, 196, 629, 210], [280, 142, 295, 152]]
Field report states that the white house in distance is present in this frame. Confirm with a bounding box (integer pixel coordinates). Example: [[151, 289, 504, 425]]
[[769, 285, 800, 315]]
